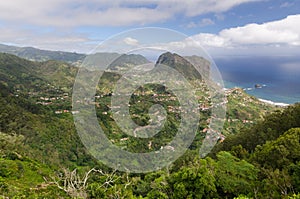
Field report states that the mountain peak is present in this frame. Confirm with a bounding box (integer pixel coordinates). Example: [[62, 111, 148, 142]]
[[156, 52, 187, 65], [156, 52, 203, 80]]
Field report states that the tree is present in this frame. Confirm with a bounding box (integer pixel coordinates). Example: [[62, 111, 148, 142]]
[[261, 168, 293, 197], [215, 151, 258, 198], [168, 157, 217, 198], [251, 128, 300, 169]]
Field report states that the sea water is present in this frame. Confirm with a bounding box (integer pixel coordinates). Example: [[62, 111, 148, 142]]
[[215, 56, 300, 105]]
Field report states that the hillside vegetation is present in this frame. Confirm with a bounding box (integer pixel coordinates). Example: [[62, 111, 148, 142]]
[[0, 52, 298, 198]]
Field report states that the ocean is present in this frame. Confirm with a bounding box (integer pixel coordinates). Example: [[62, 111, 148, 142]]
[[214, 56, 300, 105]]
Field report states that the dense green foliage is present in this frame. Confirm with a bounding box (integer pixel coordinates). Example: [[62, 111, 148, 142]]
[[213, 104, 300, 153]]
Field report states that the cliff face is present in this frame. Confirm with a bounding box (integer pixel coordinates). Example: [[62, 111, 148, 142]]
[[156, 52, 210, 80], [184, 55, 210, 80]]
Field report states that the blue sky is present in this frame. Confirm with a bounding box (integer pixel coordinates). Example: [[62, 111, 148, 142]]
[[0, 0, 299, 57]]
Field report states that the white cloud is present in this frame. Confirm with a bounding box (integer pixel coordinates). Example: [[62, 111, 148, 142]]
[[0, 0, 259, 51], [157, 0, 260, 17], [0, 26, 93, 52], [123, 37, 139, 46], [187, 15, 300, 48], [190, 34, 229, 48], [0, 0, 261, 52], [0, 0, 260, 27], [2, 0, 297, 56], [219, 15, 300, 46], [160, 15, 300, 57]]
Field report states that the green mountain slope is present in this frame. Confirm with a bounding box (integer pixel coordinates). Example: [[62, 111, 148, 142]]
[[0, 133, 70, 198], [0, 52, 291, 198], [212, 103, 300, 154], [0, 43, 85, 64], [0, 52, 275, 160]]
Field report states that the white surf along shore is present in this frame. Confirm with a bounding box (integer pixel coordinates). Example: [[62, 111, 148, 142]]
[[258, 98, 290, 107]]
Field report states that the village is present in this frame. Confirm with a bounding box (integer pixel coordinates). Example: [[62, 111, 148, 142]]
[[14, 78, 270, 150]]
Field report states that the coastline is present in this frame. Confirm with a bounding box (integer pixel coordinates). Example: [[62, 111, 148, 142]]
[[222, 80, 294, 106], [223, 86, 291, 107], [258, 98, 290, 107]]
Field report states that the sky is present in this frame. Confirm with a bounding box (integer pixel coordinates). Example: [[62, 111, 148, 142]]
[[0, 0, 300, 58]]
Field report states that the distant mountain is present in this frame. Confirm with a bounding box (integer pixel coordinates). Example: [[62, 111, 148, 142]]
[[156, 52, 203, 80], [109, 54, 150, 71], [0, 43, 85, 64], [0, 43, 152, 68]]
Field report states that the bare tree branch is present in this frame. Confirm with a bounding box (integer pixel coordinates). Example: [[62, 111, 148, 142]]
[[51, 168, 125, 198]]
